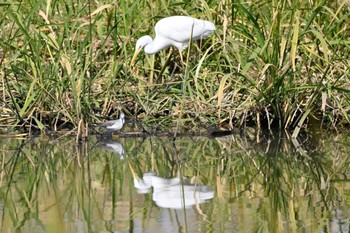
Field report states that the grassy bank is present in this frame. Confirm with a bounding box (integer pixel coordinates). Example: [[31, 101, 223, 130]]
[[1, 0, 350, 138]]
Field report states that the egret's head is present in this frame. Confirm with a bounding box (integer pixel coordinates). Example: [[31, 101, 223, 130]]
[[130, 35, 153, 67]]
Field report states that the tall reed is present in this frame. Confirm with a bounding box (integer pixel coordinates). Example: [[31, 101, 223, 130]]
[[1, 0, 349, 136]]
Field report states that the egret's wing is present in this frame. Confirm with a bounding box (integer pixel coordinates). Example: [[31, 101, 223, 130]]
[[190, 19, 216, 41], [155, 16, 215, 44]]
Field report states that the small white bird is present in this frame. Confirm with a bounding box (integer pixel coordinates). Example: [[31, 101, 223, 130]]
[[130, 16, 215, 66], [95, 112, 125, 132]]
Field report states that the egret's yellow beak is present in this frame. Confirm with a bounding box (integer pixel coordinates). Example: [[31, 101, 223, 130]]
[[130, 48, 140, 67]]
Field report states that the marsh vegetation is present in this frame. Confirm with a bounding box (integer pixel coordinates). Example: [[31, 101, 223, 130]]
[[1, 2, 350, 232], [1, 0, 350, 138]]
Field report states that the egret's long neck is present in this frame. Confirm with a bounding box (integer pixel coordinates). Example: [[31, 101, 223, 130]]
[[144, 37, 170, 55]]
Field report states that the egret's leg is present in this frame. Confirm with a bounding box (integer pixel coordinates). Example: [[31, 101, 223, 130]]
[[159, 49, 174, 81], [150, 55, 155, 85], [178, 49, 187, 93], [170, 64, 177, 78], [170, 49, 181, 79]]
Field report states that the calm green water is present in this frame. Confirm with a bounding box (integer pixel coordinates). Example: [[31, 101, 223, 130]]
[[0, 129, 349, 233]]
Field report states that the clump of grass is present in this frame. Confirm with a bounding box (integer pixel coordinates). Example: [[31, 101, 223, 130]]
[[0, 0, 349, 137]]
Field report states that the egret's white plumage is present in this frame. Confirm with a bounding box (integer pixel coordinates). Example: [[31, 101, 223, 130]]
[[131, 16, 215, 66]]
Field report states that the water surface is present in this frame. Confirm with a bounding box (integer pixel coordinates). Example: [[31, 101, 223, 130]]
[[0, 129, 349, 232]]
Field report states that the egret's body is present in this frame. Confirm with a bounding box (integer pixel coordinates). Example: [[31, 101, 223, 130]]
[[95, 112, 125, 132], [131, 16, 215, 66]]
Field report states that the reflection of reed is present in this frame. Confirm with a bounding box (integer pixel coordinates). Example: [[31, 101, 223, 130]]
[[210, 129, 350, 232], [0, 131, 348, 232]]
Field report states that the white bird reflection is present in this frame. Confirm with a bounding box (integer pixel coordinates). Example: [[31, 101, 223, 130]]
[[97, 140, 125, 160], [129, 167, 214, 209]]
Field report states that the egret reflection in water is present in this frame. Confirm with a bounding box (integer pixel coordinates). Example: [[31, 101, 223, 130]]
[[129, 168, 214, 209]]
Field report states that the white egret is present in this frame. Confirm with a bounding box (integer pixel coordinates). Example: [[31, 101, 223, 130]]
[[130, 16, 215, 67], [95, 111, 125, 132]]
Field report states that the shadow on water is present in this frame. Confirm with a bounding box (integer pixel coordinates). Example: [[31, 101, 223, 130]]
[[0, 129, 349, 232]]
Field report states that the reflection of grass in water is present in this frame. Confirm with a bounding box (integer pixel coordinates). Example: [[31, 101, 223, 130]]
[[208, 130, 350, 232], [0, 132, 349, 232]]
